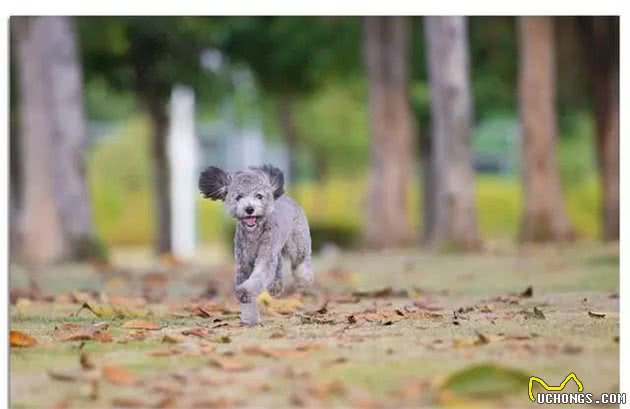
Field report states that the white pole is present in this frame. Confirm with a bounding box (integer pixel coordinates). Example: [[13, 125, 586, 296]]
[[168, 85, 197, 259]]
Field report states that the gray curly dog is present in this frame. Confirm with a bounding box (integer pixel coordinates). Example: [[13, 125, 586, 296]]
[[198, 165, 313, 325]]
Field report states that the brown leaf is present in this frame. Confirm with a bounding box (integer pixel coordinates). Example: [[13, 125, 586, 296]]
[[147, 348, 181, 357], [588, 311, 606, 319], [322, 357, 348, 367], [352, 287, 391, 298], [70, 301, 102, 317], [243, 345, 309, 359], [351, 399, 384, 409], [209, 356, 252, 371], [270, 331, 286, 339], [10, 330, 37, 347], [80, 352, 95, 369], [192, 398, 244, 408], [519, 285, 533, 298], [306, 380, 346, 400], [60, 322, 110, 342], [533, 306, 546, 319], [182, 327, 211, 338], [122, 319, 162, 330], [112, 397, 148, 408], [102, 364, 136, 386], [413, 300, 443, 311], [192, 305, 213, 318], [48, 369, 82, 382], [162, 334, 185, 344]]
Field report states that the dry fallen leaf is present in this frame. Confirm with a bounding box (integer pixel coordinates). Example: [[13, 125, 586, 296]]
[[191, 397, 244, 409], [122, 319, 162, 330], [209, 356, 253, 372], [162, 334, 185, 344], [533, 306, 546, 319], [147, 348, 181, 357], [243, 345, 309, 359], [10, 330, 37, 347], [59, 322, 111, 342], [102, 365, 136, 386], [80, 352, 95, 370], [111, 397, 148, 408], [519, 286, 533, 298], [306, 380, 346, 400], [182, 327, 211, 338]]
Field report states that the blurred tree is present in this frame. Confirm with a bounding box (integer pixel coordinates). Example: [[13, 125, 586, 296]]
[[12, 16, 94, 264], [517, 17, 574, 241], [424, 16, 480, 250], [362, 17, 414, 248], [78, 17, 213, 254], [218, 17, 361, 182], [578, 17, 619, 241]]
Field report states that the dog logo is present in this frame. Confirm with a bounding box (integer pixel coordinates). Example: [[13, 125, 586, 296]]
[[528, 373, 583, 402]]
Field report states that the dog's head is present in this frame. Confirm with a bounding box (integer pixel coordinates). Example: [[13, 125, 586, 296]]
[[199, 165, 284, 230]]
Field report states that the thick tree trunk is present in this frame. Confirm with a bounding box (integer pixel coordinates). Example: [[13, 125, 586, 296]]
[[517, 17, 574, 242], [424, 16, 480, 250], [148, 100, 173, 255], [48, 18, 94, 252], [362, 16, 414, 248], [276, 93, 299, 184], [578, 17, 619, 241], [13, 16, 93, 264]]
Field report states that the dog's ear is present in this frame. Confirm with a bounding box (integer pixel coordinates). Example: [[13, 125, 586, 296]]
[[256, 165, 284, 199], [199, 166, 231, 201]]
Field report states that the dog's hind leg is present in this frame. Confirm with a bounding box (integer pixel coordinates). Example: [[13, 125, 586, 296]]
[[291, 254, 313, 289], [266, 256, 283, 296]]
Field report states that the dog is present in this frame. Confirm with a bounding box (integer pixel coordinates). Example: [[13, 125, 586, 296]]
[[198, 165, 313, 325]]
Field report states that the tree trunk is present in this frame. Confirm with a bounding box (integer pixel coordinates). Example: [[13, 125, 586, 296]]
[[419, 129, 436, 244], [48, 17, 94, 253], [424, 16, 480, 250], [148, 99, 172, 255], [13, 16, 93, 265], [362, 17, 414, 248], [578, 17, 619, 241], [276, 93, 299, 184], [517, 17, 574, 242]]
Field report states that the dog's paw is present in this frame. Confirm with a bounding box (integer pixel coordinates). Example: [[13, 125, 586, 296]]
[[235, 286, 252, 304]]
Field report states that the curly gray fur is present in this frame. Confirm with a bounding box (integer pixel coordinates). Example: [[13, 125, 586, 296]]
[[198, 165, 313, 325]]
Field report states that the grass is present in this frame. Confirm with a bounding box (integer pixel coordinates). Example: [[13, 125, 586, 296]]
[[9, 241, 619, 408]]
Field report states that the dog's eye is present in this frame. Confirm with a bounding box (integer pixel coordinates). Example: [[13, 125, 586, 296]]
[[235, 194, 243, 201], [255, 193, 263, 200]]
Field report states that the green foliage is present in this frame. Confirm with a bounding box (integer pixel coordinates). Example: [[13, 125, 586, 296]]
[[88, 117, 153, 245], [294, 80, 369, 177], [217, 17, 361, 95]]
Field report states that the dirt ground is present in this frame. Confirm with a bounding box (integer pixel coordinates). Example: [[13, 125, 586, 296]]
[[9, 241, 619, 408]]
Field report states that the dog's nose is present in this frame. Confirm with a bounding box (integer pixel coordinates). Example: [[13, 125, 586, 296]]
[[245, 206, 254, 215]]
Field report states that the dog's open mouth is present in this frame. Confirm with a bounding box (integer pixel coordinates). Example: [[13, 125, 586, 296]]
[[241, 216, 259, 228]]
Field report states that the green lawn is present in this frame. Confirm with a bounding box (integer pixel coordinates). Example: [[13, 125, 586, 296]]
[[10, 242, 618, 408]]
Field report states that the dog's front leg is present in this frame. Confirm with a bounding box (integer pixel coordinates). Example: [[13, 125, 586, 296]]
[[235, 264, 259, 326], [236, 256, 278, 300]]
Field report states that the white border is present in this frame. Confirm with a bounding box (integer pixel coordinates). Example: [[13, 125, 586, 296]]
[[3, 0, 625, 16], [1, 3, 626, 408]]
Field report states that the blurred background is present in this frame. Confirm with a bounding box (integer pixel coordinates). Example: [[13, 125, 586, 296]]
[[8, 16, 619, 266]]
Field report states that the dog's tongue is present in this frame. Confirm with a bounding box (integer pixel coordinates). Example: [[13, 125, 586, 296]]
[[243, 217, 257, 227]]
